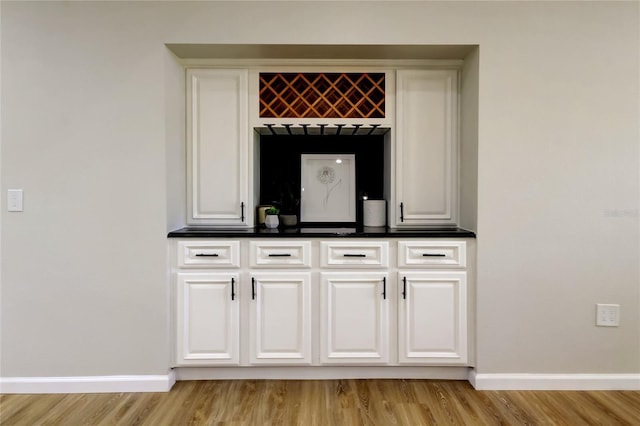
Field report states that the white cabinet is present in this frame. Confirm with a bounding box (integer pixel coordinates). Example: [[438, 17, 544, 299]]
[[397, 240, 468, 364], [174, 240, 312, 367], [319, 242, 389, 365], [186, 67, 459, 228], [172, 238, 472, 370], [320, 272, 389, 364], [186, 69, 250, 227], [398, 271, 467, 365], [249, 272, 312, 364], [394, 69, 458, 227], [249, 242, 312, 364], [176, 272, 239, 365]]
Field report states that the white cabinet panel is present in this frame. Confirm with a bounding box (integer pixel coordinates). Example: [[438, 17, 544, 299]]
[[250, 241, 311, 268], [395, 69, 458, 227], [187, 69, 250, 226], [398, 271, 467, 364], [320, 241, 389, 268], [177, 240, 240, 268], [176, 273, 239, 365], [250, 273, 312, 364], [398, 241, 466, 268], [320, 272, 388, 364]]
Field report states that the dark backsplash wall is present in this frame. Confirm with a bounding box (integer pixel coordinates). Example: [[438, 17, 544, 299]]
[[259, 135, 385, 225]]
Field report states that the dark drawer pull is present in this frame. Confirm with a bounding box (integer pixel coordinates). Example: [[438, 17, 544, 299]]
[[343, 254, 366, 258], [231, 278, 235, 301], [268, 253, 292, 257], [402, 276, 407, 300], [195, 253, 219, 257], [382, 277, 386, 300], [422, 253, 446, 257], [251, 277, 256, 300]]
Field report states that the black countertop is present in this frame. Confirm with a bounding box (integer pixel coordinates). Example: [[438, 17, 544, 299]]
[[168, 226, 476, 238]]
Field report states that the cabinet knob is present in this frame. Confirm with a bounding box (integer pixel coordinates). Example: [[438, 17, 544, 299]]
[[343, 253, 366, 258], [268, 253, 292, 257], [422, 253, 446, 257], [195, 253, 219, 257], [400, 202, 404, 222]]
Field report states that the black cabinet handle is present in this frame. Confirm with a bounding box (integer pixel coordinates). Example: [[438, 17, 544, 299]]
[[400, 202, 404, 222], [268, 253, 292, 257], [195, 253, 219, 257], [241, 202, 245, 222], [231, 278, 235, 301], [251, 277, 256, 300], [423, 253, 446, 257], [343, 254, 366, 258], [402, 276, 407, 300], [382, 277, 386, 300]]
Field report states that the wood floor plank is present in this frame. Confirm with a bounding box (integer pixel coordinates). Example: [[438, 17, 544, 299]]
[[1, 380, 639, 426], [589, 390, 640, 424], [437, 381, 497, 425]]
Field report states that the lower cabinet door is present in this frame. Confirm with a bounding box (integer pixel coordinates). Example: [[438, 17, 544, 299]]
[[176, 272, 239, 365], [398, 271, 467, 364], [250, 272, 312, 364], [320, 272, 389, 364]]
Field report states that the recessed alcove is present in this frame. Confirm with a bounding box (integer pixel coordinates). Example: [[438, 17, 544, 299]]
[[165, 43, 478, 231]]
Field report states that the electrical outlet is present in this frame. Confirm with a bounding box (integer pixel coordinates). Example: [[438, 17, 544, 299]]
[[596, 304, 620, 327], [8, 189, 23, 212]]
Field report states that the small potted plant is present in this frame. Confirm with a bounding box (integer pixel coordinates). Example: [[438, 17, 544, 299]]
[[278, 182, 300, 227], [264, 206, 280, 229]]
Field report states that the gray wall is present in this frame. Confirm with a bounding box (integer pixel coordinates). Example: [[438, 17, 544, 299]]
[[1, 1, 638, 377]]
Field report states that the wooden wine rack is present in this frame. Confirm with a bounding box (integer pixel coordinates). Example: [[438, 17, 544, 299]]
[[259, 72, 385, 119]]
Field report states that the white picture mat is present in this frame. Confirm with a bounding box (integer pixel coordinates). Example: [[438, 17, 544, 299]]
[[300, 154, 356, 222]]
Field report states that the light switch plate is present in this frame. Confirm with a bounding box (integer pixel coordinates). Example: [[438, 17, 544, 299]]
[[8, 189, 23, 212]]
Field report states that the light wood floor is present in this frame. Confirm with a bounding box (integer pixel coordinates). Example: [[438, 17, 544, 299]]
[[1, 380, 639, 425]]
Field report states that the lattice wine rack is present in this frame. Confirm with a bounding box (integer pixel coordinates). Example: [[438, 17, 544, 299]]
[[259, 72, 385, 119]]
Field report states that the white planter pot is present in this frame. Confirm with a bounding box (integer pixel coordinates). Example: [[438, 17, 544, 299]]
[[265, 215, 279, 229]]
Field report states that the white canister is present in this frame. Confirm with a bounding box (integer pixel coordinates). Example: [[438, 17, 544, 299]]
[[363, 200, 386, 227]]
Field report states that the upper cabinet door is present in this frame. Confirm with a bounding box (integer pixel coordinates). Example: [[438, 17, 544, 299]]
[[187, 69, 250, 227], [394, 69, 458, 227]]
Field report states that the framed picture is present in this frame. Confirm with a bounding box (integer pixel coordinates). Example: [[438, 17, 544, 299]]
[[300, 154, 356, 223]]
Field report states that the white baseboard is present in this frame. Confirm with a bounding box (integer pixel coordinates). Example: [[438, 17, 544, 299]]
[[0, 371, 176, 394], [6, 370, 637, 392], [176, 366, 472, 381], [469, 370, 640, 390]]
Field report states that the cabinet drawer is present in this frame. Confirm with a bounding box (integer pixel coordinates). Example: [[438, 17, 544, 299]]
[[250, 241, 311, 268], [398, 241, 466, 268], [321, 241, 389, 268], [177, 241, 240, 268]]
